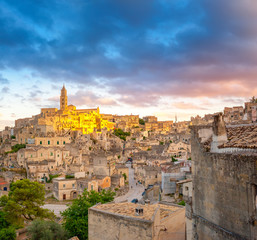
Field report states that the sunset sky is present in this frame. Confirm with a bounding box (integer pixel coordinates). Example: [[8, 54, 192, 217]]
[[0, 0, 257, 130]]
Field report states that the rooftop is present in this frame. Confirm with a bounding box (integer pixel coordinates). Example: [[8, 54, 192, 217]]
[[219, 124, 257, 149], [91, 202, 181, 221]]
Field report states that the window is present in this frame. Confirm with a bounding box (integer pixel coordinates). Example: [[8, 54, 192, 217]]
[[48, 141, 50, 145], [72, 184, 75, 188], [40, 141, 42, 145], [31, 155, 32, 158], [57, 154, 59, 157], [185, 186, 189, 191], [21, 154, 23, 157], [41, 153, 43, 157], [91, 185, 93, 190], [50, 152, 53, 156], [63, 184, 65, 188], [63, 141, 65, 145], [57, 141, 59, 145]]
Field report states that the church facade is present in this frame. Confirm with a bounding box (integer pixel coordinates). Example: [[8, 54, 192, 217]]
[[37, 86, 114, 134]]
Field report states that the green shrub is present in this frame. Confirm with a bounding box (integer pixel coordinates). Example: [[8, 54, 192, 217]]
[[47, 174, 60, 183], [27, 220, 68, 240], [139, 118, 145, 125], [122, 173, 127, 181], [178, 200, 185, 206], [5, 144, 26, 154], [65, 175, 74, 179], [113, 129, 131, 141], [0, 226, 16, 240]]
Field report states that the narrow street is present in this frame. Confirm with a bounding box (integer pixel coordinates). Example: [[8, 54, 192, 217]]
[[115, 163, 144, 203], [42, 204, 68, 217]]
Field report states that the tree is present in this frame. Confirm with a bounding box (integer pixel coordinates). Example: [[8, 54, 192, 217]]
[[113, 128, 131, 141], [27, 220, 68, 240], [249, 96, 257, 103], [0, 211, 16, 240], [0, 179, 55, 226], [139, 118, 145, 125], [0, 227, 16, 240], [62, 189, 115, 240]]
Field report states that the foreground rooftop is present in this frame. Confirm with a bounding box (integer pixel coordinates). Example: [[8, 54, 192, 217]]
[[91, 202, 181, 221]]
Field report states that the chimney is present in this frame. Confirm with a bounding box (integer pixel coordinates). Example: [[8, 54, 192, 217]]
[[135, 207, 144, 216], [211, 113, 228, 152]]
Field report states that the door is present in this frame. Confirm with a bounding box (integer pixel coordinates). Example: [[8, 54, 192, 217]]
[[63, 194, 66, 200]]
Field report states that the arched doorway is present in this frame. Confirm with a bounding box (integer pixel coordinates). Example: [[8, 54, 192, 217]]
[[70, 191, 77, 199]]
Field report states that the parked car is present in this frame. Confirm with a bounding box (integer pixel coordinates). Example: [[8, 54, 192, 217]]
[[131, 198, 138, 203]]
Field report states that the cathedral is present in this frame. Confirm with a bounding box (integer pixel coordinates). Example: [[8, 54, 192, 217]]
[[37, 86, 114, 134]]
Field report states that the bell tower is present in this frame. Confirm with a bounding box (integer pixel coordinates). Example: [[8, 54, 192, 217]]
[[60, 84, 68, 110]]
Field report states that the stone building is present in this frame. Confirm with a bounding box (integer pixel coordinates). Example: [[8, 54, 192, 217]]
[[53, 178, 78, 200], [88, 202, 184, 240], [77, 178, 98, 194], [32, 136, 71, 146], [189, 114, 257, 239], [143, 116, 158, 123], [245, 101, 257, 122], [92, 152, 116, 176], [111, 174, 125, 188], [136, 166, 162, 188], [114, 165, 129, 180], [94, 175, 111, 190], [0, 177, 9, 197], [223, 106, 244, 122]]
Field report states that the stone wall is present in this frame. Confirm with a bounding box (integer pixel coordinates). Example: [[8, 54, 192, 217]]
[[191, 127, 257, 240], [88, 208, 155, 240]]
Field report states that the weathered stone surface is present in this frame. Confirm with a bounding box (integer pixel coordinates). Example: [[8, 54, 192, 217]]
[[191, 126, 257, 240]]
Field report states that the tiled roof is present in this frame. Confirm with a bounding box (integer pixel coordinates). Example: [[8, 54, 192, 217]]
[[0, 178, 8, 185], [219, 125, 257, 149]]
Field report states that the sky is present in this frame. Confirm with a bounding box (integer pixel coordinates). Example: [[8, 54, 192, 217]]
[[0, 0, 257, 130]]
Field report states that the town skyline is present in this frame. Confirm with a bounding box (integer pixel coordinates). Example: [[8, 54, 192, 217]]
[[0, 83, 254, 130], [1, 0, 257, 130]]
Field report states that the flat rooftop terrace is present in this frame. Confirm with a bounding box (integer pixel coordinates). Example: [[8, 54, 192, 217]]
[[91, 202, 181, 221]]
